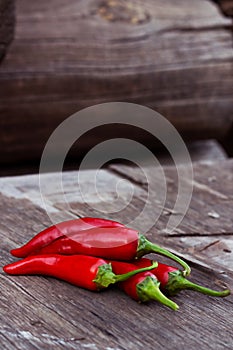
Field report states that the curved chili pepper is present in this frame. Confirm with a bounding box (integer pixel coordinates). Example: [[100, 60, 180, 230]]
[[11, 217, 125, 258], [110, 260, 179, 311], [3, 255, 157, 291], [134, 258, 231, 297], [24, 226, 191, 276]]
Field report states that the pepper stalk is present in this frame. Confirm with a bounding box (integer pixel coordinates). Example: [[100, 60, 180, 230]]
[[93, 262, 158, 290], [137, 234, 191, 277]]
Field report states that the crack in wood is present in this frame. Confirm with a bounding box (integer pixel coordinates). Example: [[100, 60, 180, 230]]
[[108, 167, 146, 188], [110, 22, 233, 44], [164, 232, 233, 237], [199, 239, 221, 252], [160, 24, 233, 33]]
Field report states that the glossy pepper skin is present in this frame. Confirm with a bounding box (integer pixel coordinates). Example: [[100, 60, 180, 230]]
[[16, 226, 191, 276], [110, 261, 179, 311], [134, 258, 231, 297], [10, 217, 125, 258], [3, 255, 157, 291], [30, 227, 138, 260]]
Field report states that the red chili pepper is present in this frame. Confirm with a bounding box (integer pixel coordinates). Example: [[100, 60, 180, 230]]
[[134, 258, 231, 297], [19, 226, 191, 276], [110, 261, 179, 311], [11, 217, 125, 258], [3, 255, 157, 291]]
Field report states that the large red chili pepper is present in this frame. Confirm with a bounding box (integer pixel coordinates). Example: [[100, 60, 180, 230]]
[[11, 217, 125, 258], [134, 258, 230, 297], [16, 226, 191, 276], [3, 255, 157, 291], [110, 260, 179, 311]]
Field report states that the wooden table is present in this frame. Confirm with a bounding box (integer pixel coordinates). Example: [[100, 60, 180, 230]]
[[1, 158, 233, 350], [1, 0, 233, 166]]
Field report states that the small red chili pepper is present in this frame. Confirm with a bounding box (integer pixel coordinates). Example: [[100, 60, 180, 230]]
[[10, 217, 125, 258], [134, 258, 231, 297], [19, 226, 191, 276], [3, 255, 157, 291], [110, 260, 179, 311]]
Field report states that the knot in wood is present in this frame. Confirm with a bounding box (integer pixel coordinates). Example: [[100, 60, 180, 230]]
[[97, 0, 150, 24]]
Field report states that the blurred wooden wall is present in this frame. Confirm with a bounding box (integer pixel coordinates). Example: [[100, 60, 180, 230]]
[[0, 0, 232, 174]]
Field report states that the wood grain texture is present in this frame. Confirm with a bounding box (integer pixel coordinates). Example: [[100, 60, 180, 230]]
[[0, 159, 233, 349], [0, 0, 232, 164], [109, 159, 233, 273]]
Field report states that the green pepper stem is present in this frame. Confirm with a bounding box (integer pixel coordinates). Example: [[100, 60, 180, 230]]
[[166, 271, 231, 297], [114, 261, 158, 283], [137, 234, 191, 277], [137, 276, 179, 311], [94, 262, 158, 289]]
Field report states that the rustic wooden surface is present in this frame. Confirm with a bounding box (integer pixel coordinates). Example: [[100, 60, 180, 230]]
[[0, 159, 233, 349], [0, 0, 233, 165]]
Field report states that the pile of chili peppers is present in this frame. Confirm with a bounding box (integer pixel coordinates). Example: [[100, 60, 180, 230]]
[[3, 217, 230, 311]]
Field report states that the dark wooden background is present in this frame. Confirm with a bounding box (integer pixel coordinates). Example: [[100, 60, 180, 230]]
[[0, 0, 232, 175], [0, 0, 15, 61]]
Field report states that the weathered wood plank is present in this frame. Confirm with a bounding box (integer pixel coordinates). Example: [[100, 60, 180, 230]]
[[1, 160, 232, 272], [0, 189, 232, 350], [0, 160, 233, 349], [0, 0, 232, 164], [1, 265, 232, 350], [108, 159, 233, 272], [0, 192, 233, 350]]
